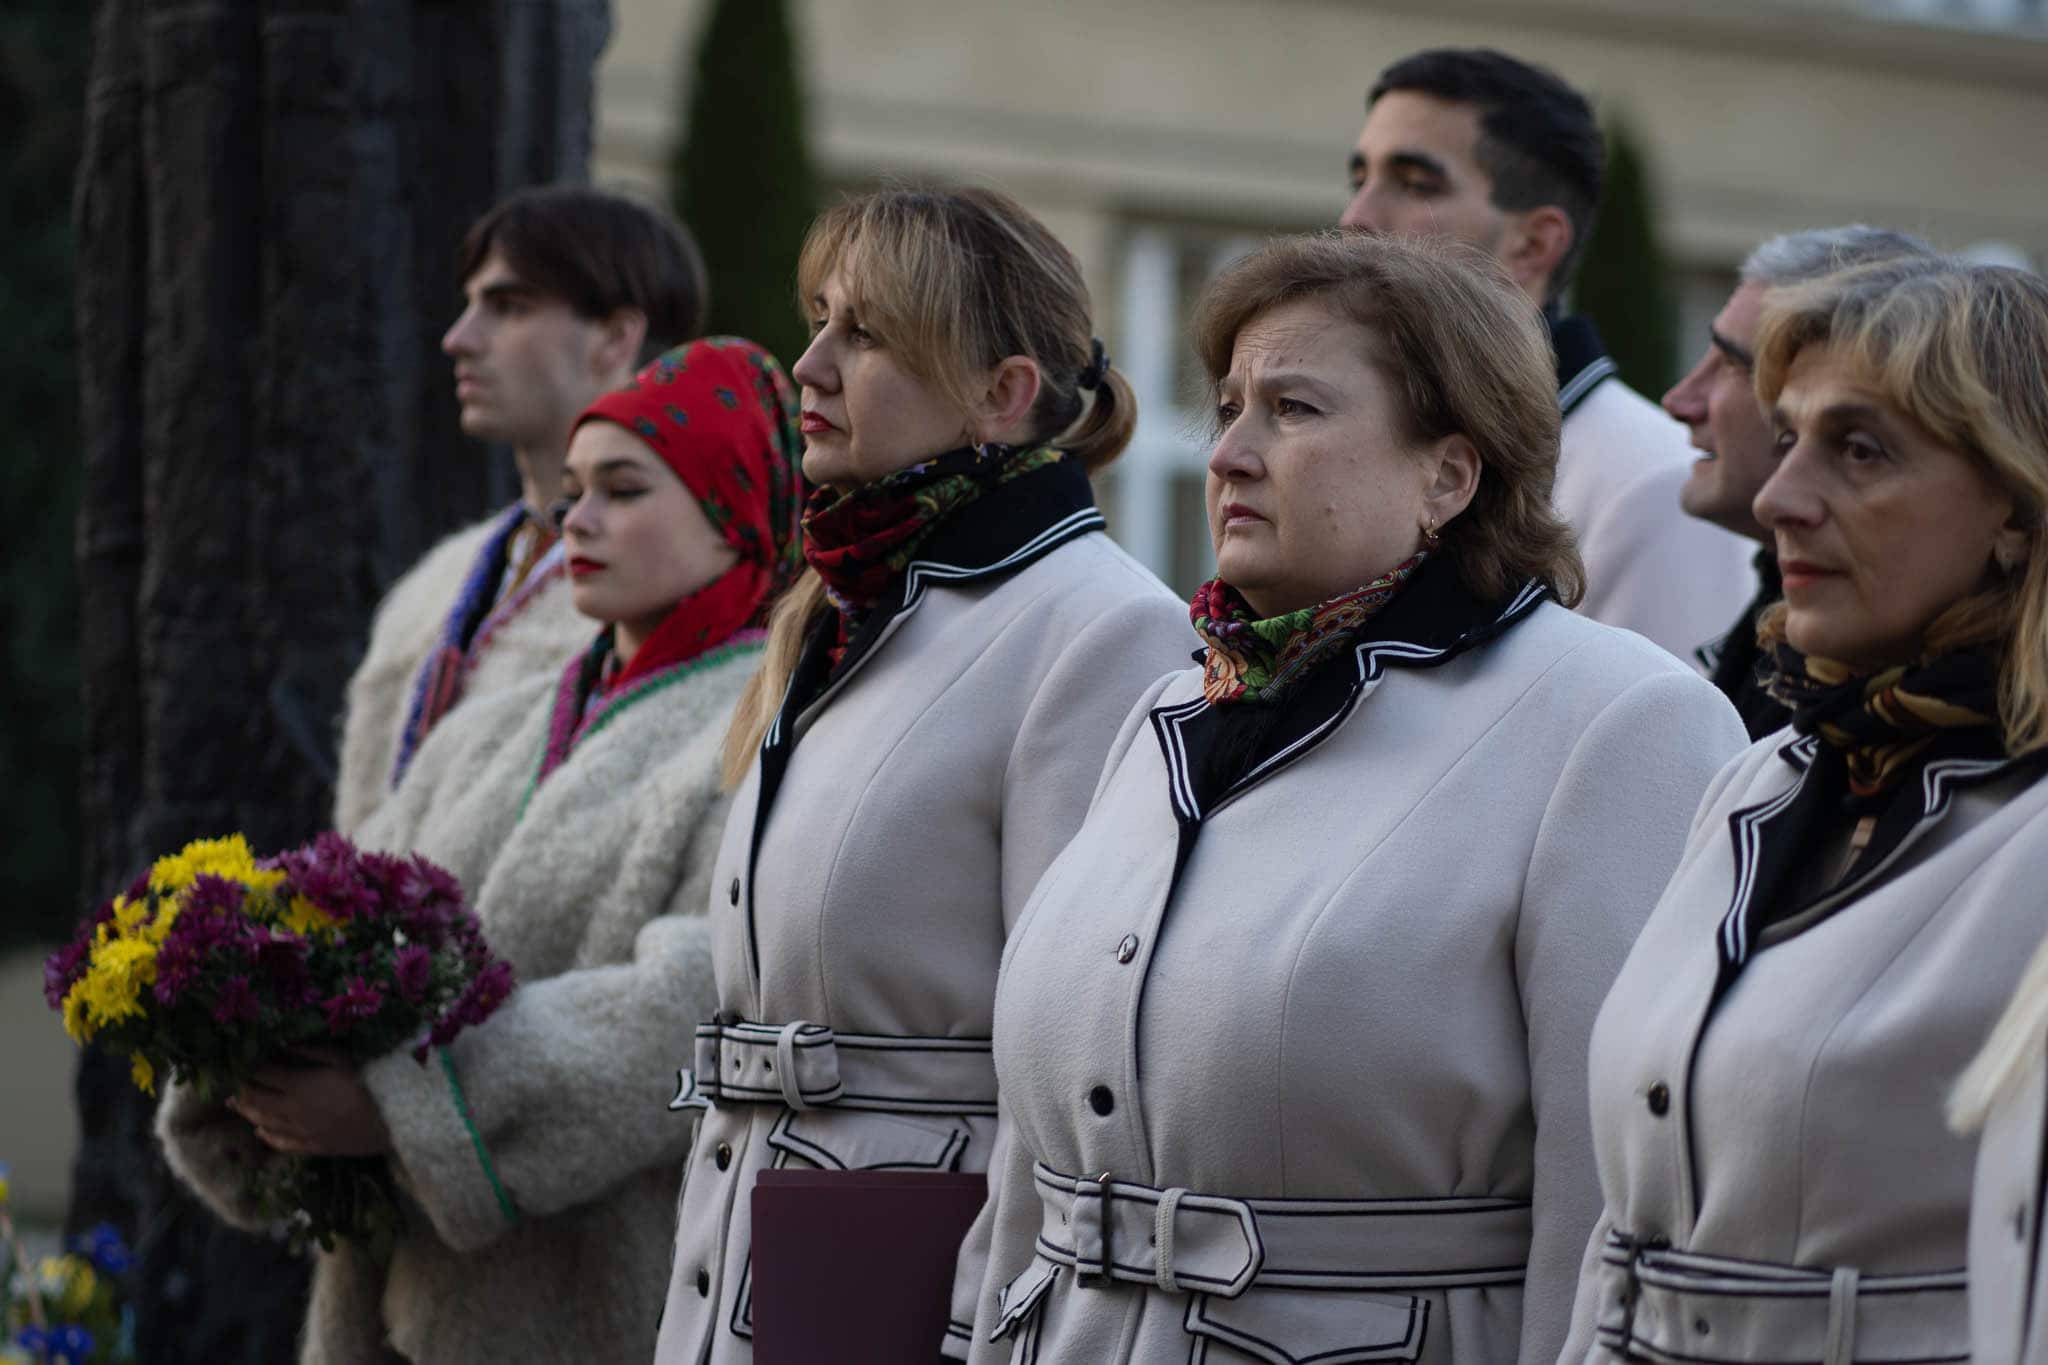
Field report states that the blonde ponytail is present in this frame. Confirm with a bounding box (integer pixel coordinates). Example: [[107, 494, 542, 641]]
[[1951, 931, 2048, 1134], [1058, 366, 1137, 473], [721, 570, 830, 787]]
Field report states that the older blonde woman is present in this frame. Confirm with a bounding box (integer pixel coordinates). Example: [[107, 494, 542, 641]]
[[1564, 259, 2048, 1363], [955, 232, 1745, 1364]]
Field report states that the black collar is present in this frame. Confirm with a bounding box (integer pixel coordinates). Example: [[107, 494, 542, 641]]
[[1551, 314, 1618, 419], [1713, 731, 2045, 984], [732, 457, 1103, 990], [810, 456, 1100, 704], [1700, 549, 1790, 741], [773, 455, 1101, 747], [1155, 557, 1550, 824]]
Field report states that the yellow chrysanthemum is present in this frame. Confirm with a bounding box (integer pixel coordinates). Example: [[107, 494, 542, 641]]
[[61, 985, 95, 1044], [280, 893, 339, 938], [102, 889, 182, 950], [130, 1051, 156, 1095], [142, 896, 184, 946], [111, 892, 147, 934], [148, 833, 284, 897], [77, 936, 158, 1028]]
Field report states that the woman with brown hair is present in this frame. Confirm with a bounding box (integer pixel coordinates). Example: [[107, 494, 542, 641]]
[[1564, 258, 2048, 1363], [652, 186, 1189, 1365], [957, 231, 1744, 1363]]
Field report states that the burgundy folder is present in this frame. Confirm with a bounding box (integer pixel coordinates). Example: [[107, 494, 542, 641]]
[[751, 1168, 989, 1364]]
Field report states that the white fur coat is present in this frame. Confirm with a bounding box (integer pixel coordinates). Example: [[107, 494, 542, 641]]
[[159, 640, 756, 1364], [331, 509, 586, 836]]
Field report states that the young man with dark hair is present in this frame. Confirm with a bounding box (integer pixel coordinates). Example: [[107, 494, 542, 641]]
[[1342, 47, 1755, 664], [333, 184, 708, 833]]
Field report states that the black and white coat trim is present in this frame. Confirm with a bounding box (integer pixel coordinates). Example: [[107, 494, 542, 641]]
[[652, 456, 1191, 1365], [1564, 726, 2048, 1363], [956, 564, 1747, 1364]]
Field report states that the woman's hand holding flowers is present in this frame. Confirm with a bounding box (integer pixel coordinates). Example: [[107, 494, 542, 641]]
[[230, 1050, 392, 1157]]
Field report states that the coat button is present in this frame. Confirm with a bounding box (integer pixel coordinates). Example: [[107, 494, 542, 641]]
[[1115, 934, 1139, 963], [715, 1142, 733, 1171], [728, 877, 741, 906], [696, 1267, 710, 1297], [1647, 1082, 1671, 1117], [1089, 1085, 1115, 1116]]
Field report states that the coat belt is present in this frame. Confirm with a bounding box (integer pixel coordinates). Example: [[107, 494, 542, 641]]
[[689, 1019, 998, 1115], [1030, 1163, 1530, 1300], [1594, 1229, 1967, 1364]]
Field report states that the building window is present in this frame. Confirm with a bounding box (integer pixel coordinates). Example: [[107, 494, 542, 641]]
[[1103, 223, 1266, 595], [1871, 0, 2046, 28]]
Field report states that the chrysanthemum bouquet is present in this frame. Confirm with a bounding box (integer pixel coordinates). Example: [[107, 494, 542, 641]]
[[43, 833, 515, 1251]]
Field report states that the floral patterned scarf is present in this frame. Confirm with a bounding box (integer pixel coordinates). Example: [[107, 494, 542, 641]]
[[1766, 641, 2003, 797], [803, 442, 1066, 659], [572, 336, 804, 698], [1191, 550, 1428, 705]]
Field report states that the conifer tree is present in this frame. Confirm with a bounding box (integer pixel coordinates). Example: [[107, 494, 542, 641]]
[[672, 0, 818, 372], [0, 0, 87, 950], [1575, 114, 1679, 397]]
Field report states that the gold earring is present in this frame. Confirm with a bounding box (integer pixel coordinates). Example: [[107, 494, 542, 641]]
[[1421, 516, 1441, 550]]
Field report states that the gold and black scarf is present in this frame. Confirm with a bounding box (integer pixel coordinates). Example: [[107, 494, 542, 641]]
[[1767, 642, 2003, 798]]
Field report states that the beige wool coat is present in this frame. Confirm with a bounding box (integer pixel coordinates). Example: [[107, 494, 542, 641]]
[[1560, 731, 2048, 1363], [652, 467, 1191, 1365], [332, 505, 585, 835], [960, 572, 1747, 1365], [159, 636, 756, 1365]]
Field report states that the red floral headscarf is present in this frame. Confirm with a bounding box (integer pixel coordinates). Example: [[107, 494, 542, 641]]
[[570, 336, 803, 693]]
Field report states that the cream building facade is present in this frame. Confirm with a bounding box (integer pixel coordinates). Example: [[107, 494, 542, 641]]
[[600, 0, 2048, 589]]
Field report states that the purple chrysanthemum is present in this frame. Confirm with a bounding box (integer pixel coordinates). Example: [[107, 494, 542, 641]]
[[212, 974, 262, 1026], [43, 937, 92, 1010], [392, 944, 434, 1004], [321, 976, 385, 1033], [181, 872, 245, 915]]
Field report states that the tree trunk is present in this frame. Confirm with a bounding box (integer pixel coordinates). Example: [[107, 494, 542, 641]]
[[70, 1, 611, 1357]]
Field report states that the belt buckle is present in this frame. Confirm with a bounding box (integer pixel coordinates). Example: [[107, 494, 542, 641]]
[[1074, 1172, 1115, 1288]]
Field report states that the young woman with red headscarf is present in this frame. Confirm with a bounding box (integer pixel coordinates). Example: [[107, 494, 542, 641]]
[[156, 337, 804, 1365]]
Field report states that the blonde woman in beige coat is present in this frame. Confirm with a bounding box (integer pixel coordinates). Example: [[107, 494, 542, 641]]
[[956, 233, 1745, 1365], [158, 338, 802, 1365], [652, 187, 1190, 1365], [1563, 259, 2048, 1363]]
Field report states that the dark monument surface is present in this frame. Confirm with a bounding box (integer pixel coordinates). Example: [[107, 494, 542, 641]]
[[71, 1, 611, 1356]]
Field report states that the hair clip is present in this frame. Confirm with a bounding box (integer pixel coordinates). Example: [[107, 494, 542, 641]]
[[1079, 337, 1111, 391]]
